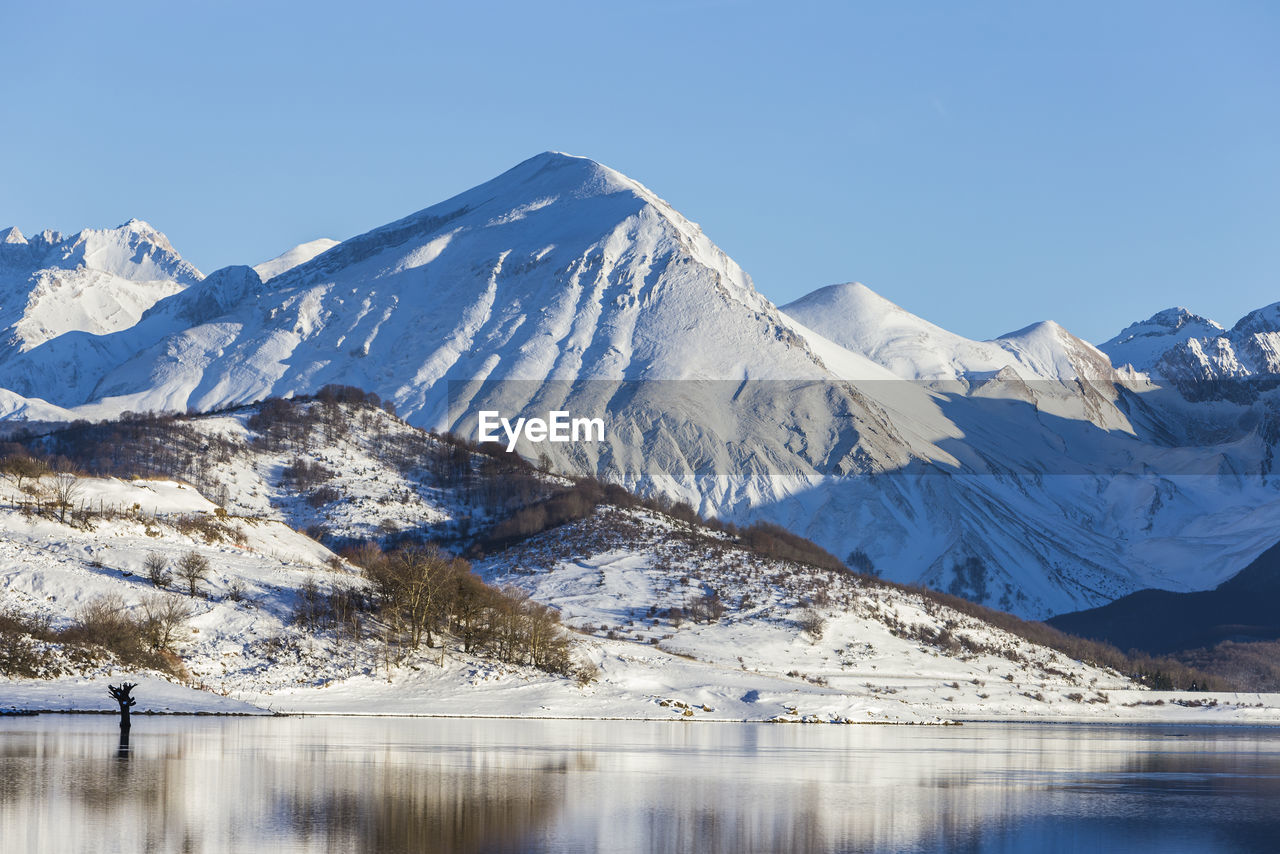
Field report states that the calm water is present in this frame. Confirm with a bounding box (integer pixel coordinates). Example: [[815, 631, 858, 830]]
[[1, 717, 1277, 853]]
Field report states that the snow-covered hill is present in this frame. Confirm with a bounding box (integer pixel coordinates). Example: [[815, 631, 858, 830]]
[[2, 446, 1272, 723]]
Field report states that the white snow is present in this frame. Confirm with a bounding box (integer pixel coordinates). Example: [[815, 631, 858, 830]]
[[253, 238, 340, 281], [3, 492, 1275, 724]]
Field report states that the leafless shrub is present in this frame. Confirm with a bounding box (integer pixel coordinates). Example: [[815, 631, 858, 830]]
[[176, 550, 210, 596], [49, 473, 84, 524], [140, 593, 194, 651], [574, 658, 600, 687], [144, 552, 171, 588], [60, 594, 173, 673], [796, 608, 826, 641], [174, 514, 244, 545], [0, 609, 58, 677]]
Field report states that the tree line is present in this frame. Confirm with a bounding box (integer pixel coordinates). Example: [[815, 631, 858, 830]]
[[325, 543, 574, 676]]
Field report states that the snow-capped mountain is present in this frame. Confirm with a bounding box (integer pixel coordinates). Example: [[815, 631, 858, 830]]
[[1152, 304, 1280, 400], [0, 152, 956, 481], [783, 283, 1119, 386], [2, 153, 1280, 619], [0, 219, 201, 353], [1100, 307, 1225, 373], [1098, 303, 1280, 403], [781, 282, 1135, 432]]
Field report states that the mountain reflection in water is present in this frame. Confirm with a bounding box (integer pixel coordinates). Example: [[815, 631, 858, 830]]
[[1, 717, 1278, 853]]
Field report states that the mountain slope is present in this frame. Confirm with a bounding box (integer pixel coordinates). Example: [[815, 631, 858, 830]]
[[1048, 538, 1280, 654]]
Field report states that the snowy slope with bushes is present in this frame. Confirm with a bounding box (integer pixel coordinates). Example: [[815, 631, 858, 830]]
[[2, 398, 1274, 721]]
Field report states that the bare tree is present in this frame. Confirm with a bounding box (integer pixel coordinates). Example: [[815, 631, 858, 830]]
[[0, 455, 49, 493], [140, 593, 193, 651], [176, 550, 210, 596], [144, 552, 171, 588], [49, 473, 83, 524]]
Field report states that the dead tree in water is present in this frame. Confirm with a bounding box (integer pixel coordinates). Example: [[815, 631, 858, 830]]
[[108, 682, 137, 730]]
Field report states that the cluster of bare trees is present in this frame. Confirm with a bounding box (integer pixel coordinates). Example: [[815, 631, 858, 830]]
[[292, 579, 368, 644], [1, 590, 192, 679], [247, 385, 396, 452], [1, 410, 226, 483], [0, 456, 88, 523], [346, 544, 572, 674], [144, 550, 210, 596], [281, 458, 335, 491], [686, 592, 726, 624]]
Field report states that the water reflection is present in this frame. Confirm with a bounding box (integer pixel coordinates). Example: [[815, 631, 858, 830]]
[[0, 718, 1277, 853]]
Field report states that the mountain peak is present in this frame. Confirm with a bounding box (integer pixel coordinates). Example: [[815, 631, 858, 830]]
[[993, 320, 1119, 381], [464, 151, 696, 227], [995, 319, 1067, 341], [1230, 301, 1280, 335], [278, 151, 754, 311], [1099, 307, 1224, 372], [0, 226, 25, 245], [516, 150, 632, 182]]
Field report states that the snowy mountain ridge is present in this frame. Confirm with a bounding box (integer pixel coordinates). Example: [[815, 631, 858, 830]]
[[1100, 307, 1226, 372], [783, 282, 1116, 385], [3, 153, 1280, 620], [0, 219, 202, 356], [253, 238, 339, 282]]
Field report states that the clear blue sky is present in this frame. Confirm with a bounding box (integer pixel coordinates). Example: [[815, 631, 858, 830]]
[[1, 1, 1275, 343]]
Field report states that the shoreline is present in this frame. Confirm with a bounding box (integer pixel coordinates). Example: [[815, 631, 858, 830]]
[[8, 707, 1280, 728], [6, 673, 1279, 727]]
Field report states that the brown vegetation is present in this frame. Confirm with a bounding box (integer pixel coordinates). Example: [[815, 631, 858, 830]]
[[343, 543, 572, 674], [1180, 640, 1280, 691], [0, 593, 188, 680], [894, 582, 1229, 691]]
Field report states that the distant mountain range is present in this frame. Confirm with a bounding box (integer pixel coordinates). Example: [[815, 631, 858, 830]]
[[4, 152, 1280, 619], [1049, 540, 1280, 654]]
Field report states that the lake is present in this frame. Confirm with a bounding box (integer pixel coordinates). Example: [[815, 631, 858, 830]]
[[1, 717, 1277, 853]]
